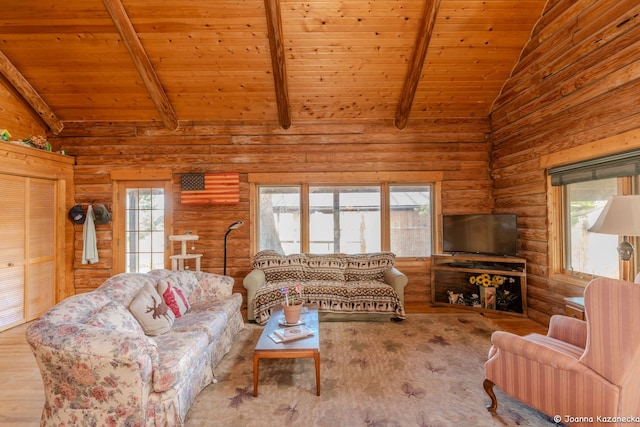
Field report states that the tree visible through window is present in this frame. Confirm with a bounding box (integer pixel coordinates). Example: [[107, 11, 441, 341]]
[[258, 186, 301, 254]]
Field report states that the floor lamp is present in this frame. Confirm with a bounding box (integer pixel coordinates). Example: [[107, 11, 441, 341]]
[[224, 221, 244, 275]]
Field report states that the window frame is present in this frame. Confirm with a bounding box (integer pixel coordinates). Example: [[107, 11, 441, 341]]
[[248, 172, 443, 258], [546, 162, 638, 285]]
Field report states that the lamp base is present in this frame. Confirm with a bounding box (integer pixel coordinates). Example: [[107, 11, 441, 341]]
[[617, 240, 634, 261]]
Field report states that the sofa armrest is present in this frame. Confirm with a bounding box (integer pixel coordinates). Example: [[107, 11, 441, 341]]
[[384, 267, 408, 305], [193, 271, 234, 299], [26, 321, 159, 421], [490, 330, 584, 371], [547, 314, 587, 349], [243, 269, 266, 321], [27, 321, 159, 368]]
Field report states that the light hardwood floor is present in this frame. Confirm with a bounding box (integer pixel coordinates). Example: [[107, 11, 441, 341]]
[[0, 322, 45, 427], [0, 310, 547, 426]]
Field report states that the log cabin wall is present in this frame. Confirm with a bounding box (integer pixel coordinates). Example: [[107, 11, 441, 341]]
[[57, 121, 493, 314], [489, 0, 640, 325], [3, 0, 638, 325]]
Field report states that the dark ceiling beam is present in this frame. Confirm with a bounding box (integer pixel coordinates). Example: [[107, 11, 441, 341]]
[[102, 0, 179, 131], [394, 0, 441, 130], [264, 0, 291, 130], [0, 49, 64, 135]]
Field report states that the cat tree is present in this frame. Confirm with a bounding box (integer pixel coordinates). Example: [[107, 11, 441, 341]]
[[169, 234, 202, 272]]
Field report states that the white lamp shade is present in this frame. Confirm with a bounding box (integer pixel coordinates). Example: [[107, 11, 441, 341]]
[[588, 195, 640, 236]]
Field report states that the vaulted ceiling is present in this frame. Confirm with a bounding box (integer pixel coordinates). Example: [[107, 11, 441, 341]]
[[0, 0, 547, 135]]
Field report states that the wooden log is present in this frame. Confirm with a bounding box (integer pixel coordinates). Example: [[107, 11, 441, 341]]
[[394, 0, 440, 129], [102, 0, 179, 131], [0, 50, 63, 134], [264, 0, 291, 129]]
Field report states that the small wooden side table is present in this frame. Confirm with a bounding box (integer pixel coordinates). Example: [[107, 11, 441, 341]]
[[564, 297, 585, 320]]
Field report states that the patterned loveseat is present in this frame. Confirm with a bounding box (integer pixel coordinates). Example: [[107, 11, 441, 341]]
[[25, 269, 244, 426], [243, 250, 407, 324]]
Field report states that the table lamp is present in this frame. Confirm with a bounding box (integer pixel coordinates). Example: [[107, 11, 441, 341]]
[[588, 195, 640, 261]]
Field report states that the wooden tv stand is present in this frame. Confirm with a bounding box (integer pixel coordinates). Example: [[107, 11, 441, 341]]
[[431, 254, 527, 317]]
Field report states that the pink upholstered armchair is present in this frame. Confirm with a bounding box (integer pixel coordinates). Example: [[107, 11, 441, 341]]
[[484, 277, 640, 426]]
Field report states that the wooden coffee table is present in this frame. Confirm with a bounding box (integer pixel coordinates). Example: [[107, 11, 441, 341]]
[[253, 304, 320, 397]]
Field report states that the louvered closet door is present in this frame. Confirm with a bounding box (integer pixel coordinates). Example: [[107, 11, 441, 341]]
[[27, 178, 56, 320], [0, 175, 27, 329], [0, 175, 56, 329]]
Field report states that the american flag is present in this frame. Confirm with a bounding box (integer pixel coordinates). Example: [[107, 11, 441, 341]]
[[180, 173, 240, 204]]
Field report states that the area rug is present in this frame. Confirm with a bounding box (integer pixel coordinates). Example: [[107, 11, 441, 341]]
[[186, 314, 556, 426]]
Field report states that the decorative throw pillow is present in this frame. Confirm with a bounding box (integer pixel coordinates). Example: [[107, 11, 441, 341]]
[[87, 301, 145, 335], [252, 250, 306, 281], [156, 278, 190, 318], [304, 253, 347, 281], [345, 252, 395, 281], [129, 282, 175, 336], [192, 271, 233, 300]]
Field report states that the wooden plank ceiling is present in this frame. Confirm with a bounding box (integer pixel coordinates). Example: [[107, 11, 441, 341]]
[[0, 0, 546, 134]]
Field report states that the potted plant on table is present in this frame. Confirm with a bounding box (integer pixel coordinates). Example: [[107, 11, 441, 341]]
[[280, 284, 304, 324]]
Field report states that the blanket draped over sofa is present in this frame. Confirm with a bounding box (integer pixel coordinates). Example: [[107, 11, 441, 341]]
[[244, 250, 407, 324], [26, 269, 244, 427]]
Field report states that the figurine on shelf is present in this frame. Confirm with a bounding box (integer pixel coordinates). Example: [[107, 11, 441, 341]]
[[447, 290, 464, 305], [470, 293, 481, 307]]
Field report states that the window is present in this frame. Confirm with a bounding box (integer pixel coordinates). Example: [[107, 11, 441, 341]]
[[549, 150, 640, 281], [309, 186, 380, 253], [390, 185, 432, 257], [258, 186, 301, 254], [257, 182, 433, 257], [563, 179, 619, 278]]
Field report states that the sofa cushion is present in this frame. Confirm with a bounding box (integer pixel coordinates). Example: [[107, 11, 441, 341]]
[[149, 269, 202, 301], [252, 250, 306, 281], [157, 278, 191, 318], [345, 252, 395, 281], [87, 301, 145, 335], [304, 254, 347, 281], [192, 271, 234, 301], [151, 331, 210, 393], [129, 282, 175, 336], [97, 272, 159, 306], [189, 294, 242, 321], [171, 309, 228, 343]]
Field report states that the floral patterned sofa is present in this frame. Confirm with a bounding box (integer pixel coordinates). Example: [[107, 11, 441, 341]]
[[25, 269, 244, 427], [243, 250, 407, 324]]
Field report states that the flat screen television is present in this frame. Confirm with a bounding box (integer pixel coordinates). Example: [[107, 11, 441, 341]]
[[442, 214, 518, 256]]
